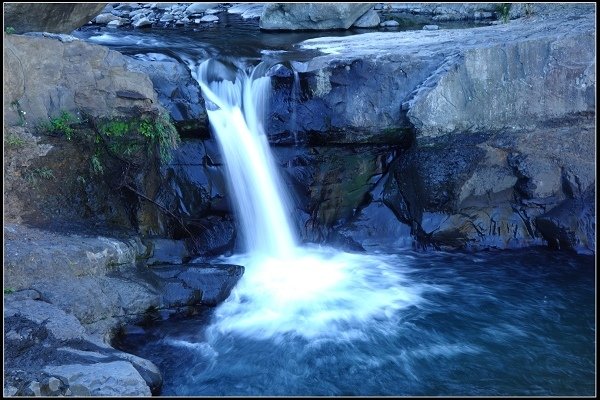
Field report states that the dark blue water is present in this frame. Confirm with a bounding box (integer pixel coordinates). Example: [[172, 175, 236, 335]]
[[117, 248, 595, 396]]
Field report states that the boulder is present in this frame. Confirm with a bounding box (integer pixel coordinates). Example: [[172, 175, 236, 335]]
[[94, 12, 121, 24], [44, 362, 151, 396], [124, 53, 207, 128], [150, 263, 245, 307], [260, 3, 373, 30], [227, 3, 265, 19], [352, 9, 381, 28], [185, 3, 218, 15], [4, 34, 160, 128], [3, 3, 107, 34]]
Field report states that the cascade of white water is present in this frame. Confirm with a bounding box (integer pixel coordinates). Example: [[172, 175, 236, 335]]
[[191, 59, 297, 258], [188, 58, 425, 340]]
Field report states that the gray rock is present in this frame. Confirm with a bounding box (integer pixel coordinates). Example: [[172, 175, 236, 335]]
[[27, 381, 41, 397], [200, 14, 219, 23], [407, 32, 595, 138], [44, 361, 151, 396], [129, 8, 148, 17], [3, 3, 107, 34], [338, 201, 413, 249], [260, 3, 373, 30], [94, 13, 121, 24], [227, 3, 265, 19], [146, 238, 189, 265], [151, 264, 244, 306], [160, 13, 174, 22], [47, 377, 62, 393], [155, 3, 174, 11], [113, 353, 162, 393], [124, 53, 207, 126], [186, 3, 218, 15], [380, 20, 400, 27], [106, 19, 126, 28], [352, 9, 380, 28], [4, 34, 160, 128], [133, 17, 153, 27], [4, 386, 19, 397], [422, 24, 439, 30], [4, 299, 87, 341]]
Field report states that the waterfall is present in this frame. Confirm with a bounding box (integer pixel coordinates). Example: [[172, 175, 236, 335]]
[[189, 58, 424, 340], [191, 59, 297, 257]]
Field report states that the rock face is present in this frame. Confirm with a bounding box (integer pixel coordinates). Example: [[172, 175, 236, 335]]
[[124, 53, 208, 132], [406, 35, 596, 138], [271, 5, 595, 253], [3, 3, 107, 34], [272, 6, 595, 144], [3, 223, 245, 396], [3, 33, 159, 128], [353, 9, 381, 28], [260, 3, 374, 30]]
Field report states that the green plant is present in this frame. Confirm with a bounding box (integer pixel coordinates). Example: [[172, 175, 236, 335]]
[[25, 167, 55, 185], [5, 134, 26, 148], [96, 112, 179, 163], [90, 153, 104, 175], [4, 287, 15, 295], [497, 3, 511, 23], [5, 26, 15, 34], [138, 112, 180, 162], [10, 100, 27, 126], [45, 111, 78, 140], [101, 120, 131, 137]]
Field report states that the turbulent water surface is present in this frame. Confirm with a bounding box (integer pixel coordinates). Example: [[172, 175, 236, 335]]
[[118, 247, 595, 396]]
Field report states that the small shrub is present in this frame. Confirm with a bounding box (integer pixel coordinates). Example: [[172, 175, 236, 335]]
[[5, 26, 16, 35], [10, 100, 27, 126], [25, 167, 55, 185], [44, 111, 78, 140], [497, 3, 511, 23], [5, 135, 26, 148], [90, 153, 104, 175]]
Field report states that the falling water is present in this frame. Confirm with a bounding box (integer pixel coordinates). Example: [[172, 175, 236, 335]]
[[192, 59, 297, 257], [188, 59, 426, 340]]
